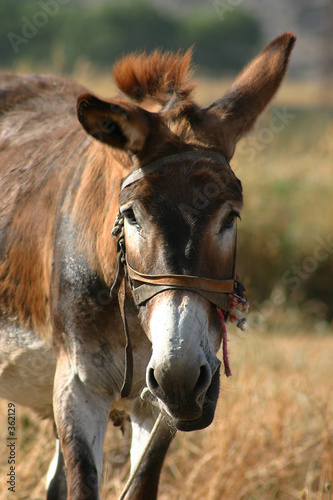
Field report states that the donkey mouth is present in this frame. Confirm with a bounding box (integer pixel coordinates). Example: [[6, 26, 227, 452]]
[[173, 367, 220, 432], [142, 366, 220, 432]]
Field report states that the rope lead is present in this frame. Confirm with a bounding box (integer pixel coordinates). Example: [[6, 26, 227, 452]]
[[118, 413, 164, 500]]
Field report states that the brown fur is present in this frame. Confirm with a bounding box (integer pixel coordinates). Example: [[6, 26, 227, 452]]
[[0, 75, 88, 335]]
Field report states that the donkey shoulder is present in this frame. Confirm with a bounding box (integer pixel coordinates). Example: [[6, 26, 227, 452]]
[[0, 73, 90, 337]]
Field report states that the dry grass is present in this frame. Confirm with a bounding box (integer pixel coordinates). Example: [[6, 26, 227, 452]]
[[1, 330, 332, 500]]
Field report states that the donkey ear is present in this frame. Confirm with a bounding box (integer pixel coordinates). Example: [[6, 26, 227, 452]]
[[190, 32, 296, 160], [77, 94, 155, 152]]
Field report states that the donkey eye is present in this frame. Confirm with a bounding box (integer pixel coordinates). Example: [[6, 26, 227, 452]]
[[220, 211, 240, 232], [123, 208, 138, 226]]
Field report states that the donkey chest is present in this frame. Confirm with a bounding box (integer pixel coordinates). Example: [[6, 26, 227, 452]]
[[51, 255, 149, 397]]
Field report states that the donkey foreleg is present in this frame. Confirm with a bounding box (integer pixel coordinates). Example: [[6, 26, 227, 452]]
[[125, 401, 175, 500], [46, 439, 67, 500], [53, 355, 111, 500]]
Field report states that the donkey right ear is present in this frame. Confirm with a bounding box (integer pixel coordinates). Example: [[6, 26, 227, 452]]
[[77, 94, 156, 153], [189, 32, 296, 161]]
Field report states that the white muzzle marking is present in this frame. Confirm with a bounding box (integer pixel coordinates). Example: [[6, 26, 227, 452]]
[[146, 291, 217, 419]]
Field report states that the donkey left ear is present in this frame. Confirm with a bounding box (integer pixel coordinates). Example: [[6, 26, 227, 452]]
[[190, 32, 296, 160], [77, 94, 156, 152]]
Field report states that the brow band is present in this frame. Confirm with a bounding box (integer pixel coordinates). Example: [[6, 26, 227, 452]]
[[120, 150, 230, 192]]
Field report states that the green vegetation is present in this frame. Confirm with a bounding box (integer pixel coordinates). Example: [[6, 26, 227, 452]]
[[234, 107, 333, 329], [0, 0, 261, 74]]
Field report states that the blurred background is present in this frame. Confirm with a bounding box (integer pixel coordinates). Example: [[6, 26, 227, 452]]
[[1, 0, 332, 331], [0, 1, 332, 499]]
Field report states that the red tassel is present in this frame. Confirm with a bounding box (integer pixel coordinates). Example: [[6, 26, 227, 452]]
[[217, 309, 232, 377]]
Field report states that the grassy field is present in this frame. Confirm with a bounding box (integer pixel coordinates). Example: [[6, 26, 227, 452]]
[[0, 71, 332, 499], [0, 330, 332, 499]]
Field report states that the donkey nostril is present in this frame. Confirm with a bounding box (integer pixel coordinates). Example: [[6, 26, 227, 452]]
[[194, 364, 211, 396], [147, 367, 159, 392]]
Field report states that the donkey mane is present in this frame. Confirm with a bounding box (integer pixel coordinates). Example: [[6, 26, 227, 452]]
[[113, 48, 196, 106], [113, 49, 210, 144]]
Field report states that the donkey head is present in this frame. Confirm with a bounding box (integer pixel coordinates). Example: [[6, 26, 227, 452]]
[[77, 33, 295, 431]]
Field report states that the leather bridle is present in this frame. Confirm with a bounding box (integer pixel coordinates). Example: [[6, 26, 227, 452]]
[[111, 150, 247, 398]]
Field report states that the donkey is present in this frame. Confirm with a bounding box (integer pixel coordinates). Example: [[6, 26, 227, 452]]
[[0, 32, 295, 499]]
